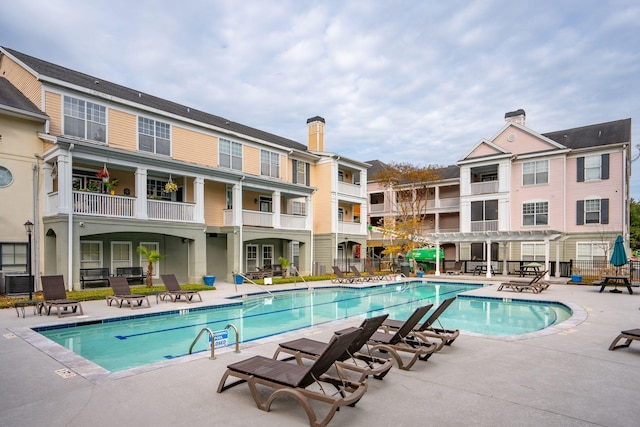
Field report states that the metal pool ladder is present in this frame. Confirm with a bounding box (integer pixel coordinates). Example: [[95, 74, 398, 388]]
[[189, 323, 240, 360]]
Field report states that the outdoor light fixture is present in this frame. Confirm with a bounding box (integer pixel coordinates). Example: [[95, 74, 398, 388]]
[[24, 220, 34, 300]]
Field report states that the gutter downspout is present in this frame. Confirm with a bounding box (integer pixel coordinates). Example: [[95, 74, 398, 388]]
[[67, 144, 74, 291], [32, 156, 40, 291]]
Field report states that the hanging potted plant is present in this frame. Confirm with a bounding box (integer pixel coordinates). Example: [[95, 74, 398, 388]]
[[164, 175, 178, 193], [96, 164, 110, 183]]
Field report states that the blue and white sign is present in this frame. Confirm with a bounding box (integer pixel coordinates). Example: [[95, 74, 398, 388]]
[[208, 329, 229, 350]]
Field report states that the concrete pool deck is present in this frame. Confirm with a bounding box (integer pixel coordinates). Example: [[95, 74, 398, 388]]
[[1, 276, 640, 426]]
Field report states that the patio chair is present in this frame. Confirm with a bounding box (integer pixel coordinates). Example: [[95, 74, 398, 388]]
[[365, 264, 392, 281], [382, 297, 460, 351], [106, 276, 150, 309], [445, 261, 464, 275], [40, 275, 84, 318], [331, 266, 360, 284], [366, 304, 437, 371], [159, 274, 202, 303], [273, 314, 393, 382], [350, 265, 376, 282], [609, 328, 640, 351], [217, 327, 368, 427]]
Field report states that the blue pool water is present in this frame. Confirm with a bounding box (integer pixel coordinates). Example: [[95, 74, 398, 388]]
[[35, 282, 572, 372]]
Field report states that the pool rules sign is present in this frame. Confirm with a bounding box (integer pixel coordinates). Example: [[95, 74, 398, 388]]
[[208, 329, 229, 350]]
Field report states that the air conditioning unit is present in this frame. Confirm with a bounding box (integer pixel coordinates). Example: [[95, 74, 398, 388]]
[[2, 273, 31, 295]]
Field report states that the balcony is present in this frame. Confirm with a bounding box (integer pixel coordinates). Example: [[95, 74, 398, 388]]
[[223, 209, 309, 230], [470, 181, 499, 195], [470, 220, 498, 232], [338, 181, 361, 197], [369, 203, 385, 213], [339, 220, 363, 234]]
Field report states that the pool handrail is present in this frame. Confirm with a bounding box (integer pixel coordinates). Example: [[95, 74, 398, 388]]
[[291, 265, 311, 290], [233, 272, 274, 296]]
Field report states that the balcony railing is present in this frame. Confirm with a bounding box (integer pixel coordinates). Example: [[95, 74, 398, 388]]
[[73, 191, 135, 218], [470, 220, 499, 232], [369, 203, 385, 213], [243, 210, 273, 227], [223, 209, 310, 229], [281, 214, 307, 230], [147, 199, 194, 222], [470, 181, 499, 195], [339, 220, 363, 234], [338, 181, 361, 197]]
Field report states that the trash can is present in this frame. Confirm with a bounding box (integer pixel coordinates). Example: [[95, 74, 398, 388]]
[[203, 275, 216, 286], [401, 262, 410, 277]]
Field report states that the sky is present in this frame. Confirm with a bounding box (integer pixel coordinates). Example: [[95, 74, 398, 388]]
[[2, 0, 639, 198]]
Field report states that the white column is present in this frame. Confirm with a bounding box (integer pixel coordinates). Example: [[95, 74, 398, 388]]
[[435, 241, 441, 276], [306, 194, 313, 230], [56, 153, 70, 214], [135, 168, 148, 219], [555, 241, 561, 278], [544, 239, 551, 280], [486, 240, 492, 278], [194, 177, 205, 223], [502, 242, 508, 275], [273, 190, 281, 228], [234, 180, 243, 225]]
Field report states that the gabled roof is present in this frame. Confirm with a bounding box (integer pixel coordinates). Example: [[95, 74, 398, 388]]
[[459, 138, 511, 162], [542, 118, 631, 150], [365, 160, 459, 183], [0, 77, 49, 120], [1, 47, 307, 152]]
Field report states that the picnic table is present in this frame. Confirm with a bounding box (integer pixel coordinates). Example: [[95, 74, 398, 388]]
[[516, 264, 541, 277], [595, 275, 633, 294]]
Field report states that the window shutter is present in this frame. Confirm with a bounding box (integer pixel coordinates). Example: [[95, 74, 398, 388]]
[[292, 160, 298, 184], [305, 163, 310, 186], [601, 154, 609, 180], [576, 200, 584, 225], [577, 157, 584, 182], [601, 198, 609, 224]]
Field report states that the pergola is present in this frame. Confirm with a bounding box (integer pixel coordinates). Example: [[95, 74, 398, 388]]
[[417, 230, 565, 279]]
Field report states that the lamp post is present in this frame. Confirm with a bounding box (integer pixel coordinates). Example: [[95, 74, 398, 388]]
[[24, 220, 34, 300]]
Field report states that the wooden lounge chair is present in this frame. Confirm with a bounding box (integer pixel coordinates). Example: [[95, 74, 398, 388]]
[[609, 328, 640, 351], [382, 297, 460, 351], [350, 265, 376, 282], [106, 276, 150, 309], [40, 275, 84, 318], [159, 274, 202, 303], [497, 270, 548, 294], [218, 327, 368, 427], [273, 314, 393, 382], [367, 304, 437, 371], [331, 266, 360, 284]]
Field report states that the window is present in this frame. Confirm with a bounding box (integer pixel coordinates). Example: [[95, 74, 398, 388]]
[[80, 241, 102, 269], [72, 169, 104, 192], [138, 117, 171, 155], [0, 243, 27, 271], [139, 242, 160, 279], [577, 154, 609, 182], [292, 160, 309, 185], [246, 244, 258, 271], [522, 160, 548, 185], [111, 242, 132, 272], [226, 185, 233, 209], [338, 171, 344, 182], [64, 96, 106, 142], [147, 178, 173, 201], [260, 150, 280, 178], [262, 245, 273, 268], [471, 200, 498, 231], [219, 138, 242, 170], [523, 201, 548, 226], [338, 207, 345, 221], [259, 196, 272, 212], [291, 200, 306, 215], [576, 242, 608, 261], [522, 242, 545, 261], [576, 198, 609, 225]]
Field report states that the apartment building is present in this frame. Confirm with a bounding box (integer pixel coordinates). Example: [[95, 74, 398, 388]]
[[367, 110, 632, 277], [0, 47, 368, 290]]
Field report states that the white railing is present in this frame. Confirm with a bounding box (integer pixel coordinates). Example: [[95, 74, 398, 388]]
[[147, 199, 194, 222], [369, 203, 385, 213], [439, 197, 460, 208], [470, 181, 499, 195], [46, 191, 59, 215], [339, 221, 363, 234], [338, 181, 361, 197], [243, 210, 273, 227], [281, 214, 307, 230], [470, 220, 499, 232], [73, 191, 135, 217], [223, 209, 235, 226]]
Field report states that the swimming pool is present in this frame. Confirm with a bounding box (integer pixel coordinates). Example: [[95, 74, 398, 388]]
[[34, 281, 572, 373]]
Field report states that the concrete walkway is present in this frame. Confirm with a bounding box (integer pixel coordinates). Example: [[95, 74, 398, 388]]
[[1, 277, 640, 427]]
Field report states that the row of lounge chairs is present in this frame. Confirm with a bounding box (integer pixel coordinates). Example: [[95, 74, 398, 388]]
[[331, 265, 393, 283], [36, 273, 202, 317], [497, 270, 550, 294], [218, 297, 460, 427]]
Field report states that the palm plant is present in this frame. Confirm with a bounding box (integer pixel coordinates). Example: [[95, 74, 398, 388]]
[[136, 246, 164, 287]]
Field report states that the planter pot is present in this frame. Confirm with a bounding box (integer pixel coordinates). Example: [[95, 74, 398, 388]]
[[571, 275, 583, 283], [234, 275, 244, 285], [203, 275, 216, 286], [416, 272, 424, 278]]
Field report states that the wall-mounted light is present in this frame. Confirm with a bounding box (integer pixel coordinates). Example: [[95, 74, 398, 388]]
[[181, 238, 187, 244], [254, 198, 258, 204]]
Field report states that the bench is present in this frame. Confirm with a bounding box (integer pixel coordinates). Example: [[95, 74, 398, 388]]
[[116, 267, 146, 285], [80, 268, 110, 289]]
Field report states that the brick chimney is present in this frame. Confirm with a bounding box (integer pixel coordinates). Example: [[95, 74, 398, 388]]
[[307, 116, 325, 152], [504, 109, 526, 126]]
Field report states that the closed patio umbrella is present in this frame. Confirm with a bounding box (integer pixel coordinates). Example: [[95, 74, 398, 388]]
[[609, 235, 628, 293]]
